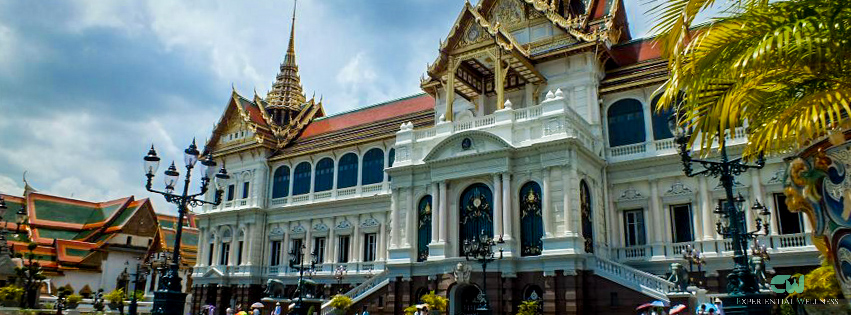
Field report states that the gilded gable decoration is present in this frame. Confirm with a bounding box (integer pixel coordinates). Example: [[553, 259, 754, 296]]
[[490, 0, 524, 26]]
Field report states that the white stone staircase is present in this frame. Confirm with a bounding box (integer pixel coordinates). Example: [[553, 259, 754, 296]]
[[320, 270, 390, 315], [591, 256, 675, 302]]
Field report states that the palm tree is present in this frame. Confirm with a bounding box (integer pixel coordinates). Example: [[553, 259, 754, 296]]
[[650, 0, 851, 158]]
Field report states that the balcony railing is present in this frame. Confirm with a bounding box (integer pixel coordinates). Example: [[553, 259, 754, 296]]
[[394, 90, 600, 166], [607, 126, 748, 162], [611, 233, 815, 262], [266, 184, 390, 210]]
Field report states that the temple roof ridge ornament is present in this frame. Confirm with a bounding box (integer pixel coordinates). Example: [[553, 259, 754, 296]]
[[266, 0, 307, 112]]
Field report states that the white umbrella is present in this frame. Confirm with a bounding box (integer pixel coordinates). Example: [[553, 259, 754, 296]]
[[251, 302, 264, 308]]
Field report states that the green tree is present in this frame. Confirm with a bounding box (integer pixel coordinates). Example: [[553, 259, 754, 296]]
[[651, 0, 851, 158], [13, 242, 45, 309]]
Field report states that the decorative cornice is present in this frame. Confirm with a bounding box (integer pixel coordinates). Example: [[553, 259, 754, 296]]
[[617, 187, 645, 201], [361, 217, 380, 228], [335, 220, 352, 230], [290, 224, 306, 234], [767, 168, 786, 185], [664, 182, 694, 197], [312, 222, 329, 233]]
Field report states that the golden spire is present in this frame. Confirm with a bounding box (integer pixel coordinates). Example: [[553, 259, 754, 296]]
[[266, 0, 306, 111]]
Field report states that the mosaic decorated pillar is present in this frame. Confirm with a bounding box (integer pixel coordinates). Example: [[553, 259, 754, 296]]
[[785, 136, 851, 299]]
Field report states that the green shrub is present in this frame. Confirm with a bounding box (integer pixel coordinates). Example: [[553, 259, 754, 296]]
[[420, 291, 447, 312], [0, 285, 23, 306], [104, 288, 125, 304], [66, 294, 83, 304], [329, 294, 353, 311], [517, 300, 540, 315], [404, 305, 419, 315]]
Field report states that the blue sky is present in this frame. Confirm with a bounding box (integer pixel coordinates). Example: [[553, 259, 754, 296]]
[[0, 0, 709, 213]]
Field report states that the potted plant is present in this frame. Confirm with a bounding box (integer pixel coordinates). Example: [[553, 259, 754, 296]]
[[328, 294, 352, 315], [65, 294, 82, 309], [104, 288, 125, 311], [420, 291, 447, 315]]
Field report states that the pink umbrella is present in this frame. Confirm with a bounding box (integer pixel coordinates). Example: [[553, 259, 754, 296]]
[[669, 304, 687, 314]]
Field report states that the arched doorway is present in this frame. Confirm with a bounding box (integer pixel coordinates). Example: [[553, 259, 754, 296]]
[[519, 181, 544, 256], [450, 284, 482, 315], [459, 183, 494, 256], [580, 180, 594, 253]]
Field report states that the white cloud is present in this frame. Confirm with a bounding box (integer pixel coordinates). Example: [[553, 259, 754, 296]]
[[0, 175, 22, 196]]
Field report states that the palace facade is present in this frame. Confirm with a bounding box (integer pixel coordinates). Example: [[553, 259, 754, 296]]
[[191, 0, 820, 314]]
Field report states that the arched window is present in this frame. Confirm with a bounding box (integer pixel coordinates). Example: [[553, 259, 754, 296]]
[[337, 153, 359, 189], [361, 148, 385, 185], [220, 229, 232, 265], [519, 182, 544, 257], [314, 158, 334, 192], [417, 195, 432, 262], [651, 94, 675, 140], [272, 166, 290, 198], [607, 99, 646, 147], [388, 148, 396, 182], [292, 162, 312, 195], [580, 180, 594, 253], [459, 183, 494, 256]]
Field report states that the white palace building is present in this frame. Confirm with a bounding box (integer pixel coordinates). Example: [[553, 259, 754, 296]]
[[189, 0, 820, 314]]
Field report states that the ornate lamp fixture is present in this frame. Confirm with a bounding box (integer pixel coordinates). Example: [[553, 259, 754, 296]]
[[462, 229, 504, 314], [143, 140, 228, 315], [288, 243, 318, 315], [667, 114, 770, 296]]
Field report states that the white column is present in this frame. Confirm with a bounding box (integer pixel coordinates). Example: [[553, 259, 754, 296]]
[[543, 168, 553, 237], [196, 229, 206, 267], [699, 177, 715, 240], [332, 158, 339, 194], [502, 173, 512, 240], [650, 180, 663, 243], [304, 220, 313, 263], [331, 220, 340, 263], [352, 215, 361, 262], [391, 189, 400, 248], [357, 154, 364, 190], [378, 221, 387, 260], [493, 174, 503, 237], [245, 224, 253, 265], [257, 163, 269, 208], [309, 162, 316, 201], [230, 224, 239, 266], [282, 225, 291, 267], [563, 165, 575, 236], [431, 183, 440, 243], [439, 181, 448, 242], [405, 188, 414, 247], [327, 221, 336, 264]]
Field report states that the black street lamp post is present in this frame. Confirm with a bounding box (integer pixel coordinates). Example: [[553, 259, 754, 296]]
[[462, 229, 504, 315], [143, 140, 229, 315], [288, 243, 318, 315], [127, 258, 150, 315], [334, 264, 347, 294], [668, 117, 771, 296]]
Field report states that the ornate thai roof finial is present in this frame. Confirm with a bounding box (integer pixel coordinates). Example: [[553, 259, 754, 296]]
[[22, 171, 37, 196], [266, 0, 306, 113]]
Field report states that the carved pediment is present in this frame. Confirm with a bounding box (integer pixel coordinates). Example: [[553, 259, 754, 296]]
[[423, 131, 512, 162], [617, 187, 645, 202], [664, 182, 694, 197]]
